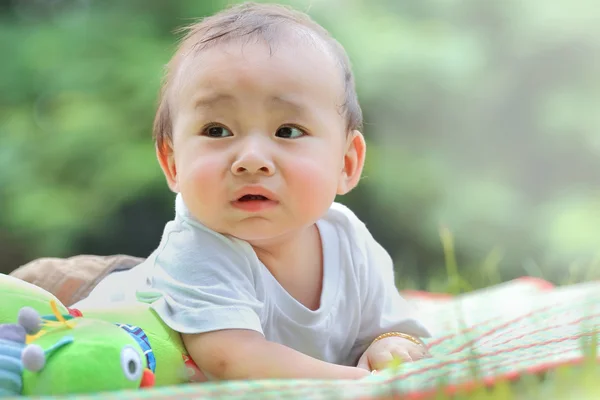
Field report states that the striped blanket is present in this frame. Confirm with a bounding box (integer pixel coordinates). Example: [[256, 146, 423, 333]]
[[12, 277, 600, 399]]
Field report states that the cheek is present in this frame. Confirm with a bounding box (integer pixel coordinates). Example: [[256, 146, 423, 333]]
[[178, 152, 227, 192], [284, 153, 340, 203]]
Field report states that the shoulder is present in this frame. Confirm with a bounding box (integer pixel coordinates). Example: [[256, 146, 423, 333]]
[[161, 218, 246, 261], [324, 202, 368, 233], [151, 197, 259, 283], [323, 202, 393, 278], [322, 203, 371, 272], [323, 202, 373, 253]]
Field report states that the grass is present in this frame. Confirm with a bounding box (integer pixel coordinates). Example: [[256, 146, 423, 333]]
[[388, 227, 600, 400], [439, 361, 600, 400]]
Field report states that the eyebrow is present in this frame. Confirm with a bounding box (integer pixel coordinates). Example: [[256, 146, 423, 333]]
[[194, 93, 309, 115], [270, 95, 309, 116], [194, 93, 235, 110]]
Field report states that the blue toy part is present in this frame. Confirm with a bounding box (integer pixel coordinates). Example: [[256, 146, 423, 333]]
[[0, 337, 26, 396], [117, 324, 156, 374], [0, 308, 44, 396]]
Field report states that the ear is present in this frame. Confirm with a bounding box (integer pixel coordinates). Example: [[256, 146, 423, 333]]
[[337, 130, 366, 195], [156, 143, 179, 193]]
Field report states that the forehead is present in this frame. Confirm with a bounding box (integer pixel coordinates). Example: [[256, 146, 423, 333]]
[[171, 32, 345, 112]]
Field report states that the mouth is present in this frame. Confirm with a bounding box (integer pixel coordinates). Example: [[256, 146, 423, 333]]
[[237, 194, 270, 202], [233, 186, 278, 202], [232, 188, 278, 212], [140, 368, 155, 388]]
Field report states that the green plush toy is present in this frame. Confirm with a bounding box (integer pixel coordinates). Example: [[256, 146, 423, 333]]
[[0, 273, 204, 396], [22, 308, 155, 395]]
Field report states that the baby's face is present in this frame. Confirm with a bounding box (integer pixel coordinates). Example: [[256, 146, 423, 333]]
[[164, 36, 357, 243]]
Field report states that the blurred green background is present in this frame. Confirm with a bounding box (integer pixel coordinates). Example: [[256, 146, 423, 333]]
[[1, 0, 599, 290]]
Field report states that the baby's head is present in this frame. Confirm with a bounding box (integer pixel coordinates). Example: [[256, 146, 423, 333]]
[[154, 2, 366, 243]]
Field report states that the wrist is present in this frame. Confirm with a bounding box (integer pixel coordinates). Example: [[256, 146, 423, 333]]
[[371, 331, 424, 347], [349, 366, 370, 379]]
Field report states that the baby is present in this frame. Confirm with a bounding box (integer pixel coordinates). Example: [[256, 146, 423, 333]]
[[76, 2, 431, 380]]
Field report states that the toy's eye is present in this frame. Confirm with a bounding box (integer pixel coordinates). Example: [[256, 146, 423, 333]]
[[120, 345, 143, 382]]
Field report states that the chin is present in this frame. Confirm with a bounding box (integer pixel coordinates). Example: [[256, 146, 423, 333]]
[[229, 230, 281, 243], [226, 224, 293, 245], [220, 217, 314, 244]]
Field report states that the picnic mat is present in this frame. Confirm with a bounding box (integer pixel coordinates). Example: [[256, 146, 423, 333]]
[[10, 276, 600, 399]]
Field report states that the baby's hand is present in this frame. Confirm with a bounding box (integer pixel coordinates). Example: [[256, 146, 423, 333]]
[[357, 336, 430, 372]]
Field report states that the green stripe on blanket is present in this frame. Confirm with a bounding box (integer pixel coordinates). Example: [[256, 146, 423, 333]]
[[9, 278, 600, 399]]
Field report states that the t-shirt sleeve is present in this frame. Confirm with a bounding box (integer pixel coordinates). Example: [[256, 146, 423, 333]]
[[136, 227, 264, 336], [345, 209, 431, 361]]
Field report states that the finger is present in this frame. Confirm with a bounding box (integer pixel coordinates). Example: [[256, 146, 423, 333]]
[[407, 350, 426, 361], [420, 348, 433, 358], [370, 351, 396, 371], [408, 345, 432, 361], [387, 346, 413, 364], [357, 353, 371, 371], [395, 351, 413, 363]]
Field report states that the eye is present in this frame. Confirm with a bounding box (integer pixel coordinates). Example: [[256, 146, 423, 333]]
[[201, 124, 233, 138], [120, 345, 143, 382], [275, 126, 305, 139]]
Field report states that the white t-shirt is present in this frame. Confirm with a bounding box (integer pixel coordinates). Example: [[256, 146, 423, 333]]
[[76, 194, 430, 366]]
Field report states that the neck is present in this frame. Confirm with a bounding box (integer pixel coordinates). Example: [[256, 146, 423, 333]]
[[250, 224, 320, 277]]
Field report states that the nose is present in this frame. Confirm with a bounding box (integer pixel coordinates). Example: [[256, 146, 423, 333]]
[[231, 138, 275, 176]]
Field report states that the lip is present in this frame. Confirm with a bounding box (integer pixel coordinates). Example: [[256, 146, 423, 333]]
[[231, 186, 279, 213], [140, 368, 155, 388], [232, 186, 278, 202]]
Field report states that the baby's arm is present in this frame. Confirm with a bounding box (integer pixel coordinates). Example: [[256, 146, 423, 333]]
[[183, 329, 369, 380], [345, 211, 432, 369], [141, 225, 369, 381]]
